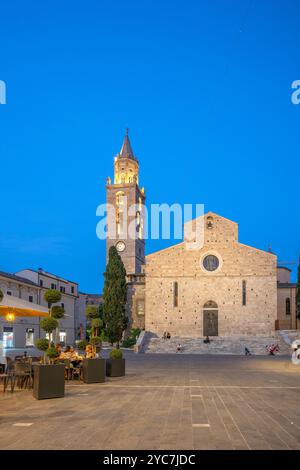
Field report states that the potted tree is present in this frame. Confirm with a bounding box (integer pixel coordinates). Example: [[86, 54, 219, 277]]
[[103, 246, 128, 377], [82, 306, 105, 383], [33, 289, 65, 399], [106, 348, 125, 377]]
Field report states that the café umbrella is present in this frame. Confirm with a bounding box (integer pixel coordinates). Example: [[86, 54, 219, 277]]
[[0, 294, 49, 321]]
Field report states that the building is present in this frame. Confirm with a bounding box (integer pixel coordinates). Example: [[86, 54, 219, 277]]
[[277, 266, 297, 330], [105, 132, 298, 337], [0, 268, 91, 349], [0, 271, 41, 348]]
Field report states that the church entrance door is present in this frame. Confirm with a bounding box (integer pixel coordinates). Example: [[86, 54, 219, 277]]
[[203, 301, 218, 336]]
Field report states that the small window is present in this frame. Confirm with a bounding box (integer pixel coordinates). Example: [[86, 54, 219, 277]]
[[25, 328, 34, 346], [7, 291, 12, 296], [71, 286, 75, 294], [60, 286, 65, 293], [173, 282, 178, 307], [40, 280, 43, 287], [286, 298, 291, 315], [136, 300, 145, 316], [51, 283, 57, 290], [242, 281, 246, 306], [61, 303, 64, 309], [29, 295, 33, 303]]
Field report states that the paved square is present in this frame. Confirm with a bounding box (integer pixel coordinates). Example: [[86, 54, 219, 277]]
[[1, 353, 300, 450]]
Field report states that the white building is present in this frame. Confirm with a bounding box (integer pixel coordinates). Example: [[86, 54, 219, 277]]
[[0, 268, 88, 350]]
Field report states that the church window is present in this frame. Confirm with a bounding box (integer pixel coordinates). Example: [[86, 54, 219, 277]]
[[207, 216, 213, 229], [203, 255, 219, 272], [173, 282, 178, 307], [136, 300, 145, 316], [286, 298, 291, 315], [242, 281, 246, 306]]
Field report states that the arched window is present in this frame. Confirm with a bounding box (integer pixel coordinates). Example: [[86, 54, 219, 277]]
[[286, 298, 291, 315], [203, 300, 218, 309]]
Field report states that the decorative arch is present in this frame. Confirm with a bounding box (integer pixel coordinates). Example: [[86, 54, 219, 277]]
[[203, 300, 218, 309]]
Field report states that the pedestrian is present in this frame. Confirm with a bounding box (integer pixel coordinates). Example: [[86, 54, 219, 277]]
[[245, 347, 251, 356], [176, 343, 182, 353]]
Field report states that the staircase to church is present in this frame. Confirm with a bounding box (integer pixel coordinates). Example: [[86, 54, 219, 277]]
[[141, 332, 291, 355]]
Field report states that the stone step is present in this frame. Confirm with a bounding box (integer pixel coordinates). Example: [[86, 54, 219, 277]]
[[142, 333, 291, 355]]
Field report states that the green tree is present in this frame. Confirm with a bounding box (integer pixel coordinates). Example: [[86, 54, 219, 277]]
[[103, 246, 128, 348]]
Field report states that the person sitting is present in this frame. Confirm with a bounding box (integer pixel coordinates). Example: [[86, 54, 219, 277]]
[[85, 344, 95, 359], [166, 332, 171, 339], [203, 336, 210, 344], [176, 343, 182, 353], [245, 347, 251, 356], [60, 345, 72, 359], [163, 332, 167, 340]]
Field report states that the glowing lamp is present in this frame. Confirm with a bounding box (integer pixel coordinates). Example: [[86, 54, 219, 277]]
[[6, 312, 15, 322]]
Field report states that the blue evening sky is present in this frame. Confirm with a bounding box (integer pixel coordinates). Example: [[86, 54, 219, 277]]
[[0, 0, 299, 292]]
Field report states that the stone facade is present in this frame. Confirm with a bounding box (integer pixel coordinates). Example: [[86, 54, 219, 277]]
[[144, 213, 277, 337]]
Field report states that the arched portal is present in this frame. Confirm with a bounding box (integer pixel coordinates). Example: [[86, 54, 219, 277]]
[[203, 301, 218, 336]]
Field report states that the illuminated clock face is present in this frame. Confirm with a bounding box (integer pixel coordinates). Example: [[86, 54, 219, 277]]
[[116, 241, 126, 253]]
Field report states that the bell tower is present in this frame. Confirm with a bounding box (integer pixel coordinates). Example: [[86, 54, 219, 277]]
[[106, 130, 145, 275]]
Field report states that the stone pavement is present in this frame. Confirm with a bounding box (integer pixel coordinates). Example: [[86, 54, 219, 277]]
[[0, 353, 300, 450], [143, 333, 291, 355]]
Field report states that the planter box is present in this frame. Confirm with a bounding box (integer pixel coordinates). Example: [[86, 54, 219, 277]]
[[33, 364, 65, 400], [82, 358, 106, 383], [106, 358, 125, 377]]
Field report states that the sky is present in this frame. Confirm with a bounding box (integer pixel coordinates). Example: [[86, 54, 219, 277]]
[[0, 0, 299, 292]]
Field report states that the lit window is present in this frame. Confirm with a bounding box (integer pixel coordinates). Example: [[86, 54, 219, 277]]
[[59, 331, 66, 345], [25, 328, 34, 346], [136, 300, 145, 316], [3, 327, 14, 348]]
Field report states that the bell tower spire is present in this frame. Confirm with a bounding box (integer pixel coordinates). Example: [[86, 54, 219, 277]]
[[106, 130, 146, 275]]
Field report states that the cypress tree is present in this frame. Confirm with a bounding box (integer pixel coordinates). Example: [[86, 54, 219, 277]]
[[103, 246, 127, 348]]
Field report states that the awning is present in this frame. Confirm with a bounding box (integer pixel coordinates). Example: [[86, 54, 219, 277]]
[[0, 294, 49, 318]]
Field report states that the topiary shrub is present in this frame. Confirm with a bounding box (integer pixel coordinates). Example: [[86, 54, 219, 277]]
[[0, 288, 3, 302], [109, 348, 123, 360], [44, 289, 62, 306], [40, 317, 58, 333], [46, 347, 59, 360], [35, 338, 49, 352], [77, 339, 88, 350], [51, 305, 65, 319]]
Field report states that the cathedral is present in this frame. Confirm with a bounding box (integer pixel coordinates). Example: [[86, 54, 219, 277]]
[[106, 132, 297, 337]]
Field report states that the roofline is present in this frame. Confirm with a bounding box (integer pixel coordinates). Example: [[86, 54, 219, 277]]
[[0, 271, 39, 287], [18, 268, 78, 285]]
